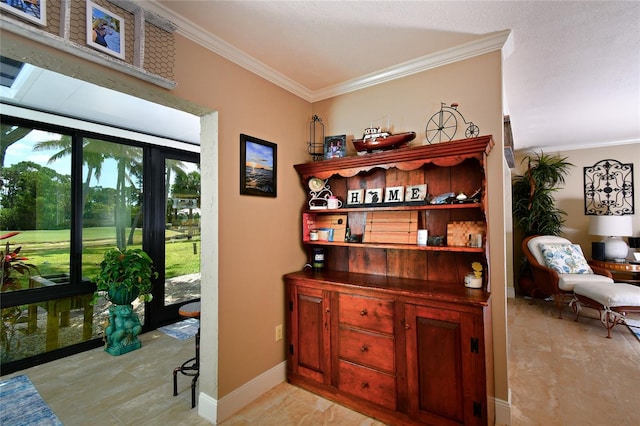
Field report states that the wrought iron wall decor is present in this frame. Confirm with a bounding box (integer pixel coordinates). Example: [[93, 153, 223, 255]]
[[584, 159, 634, 215]]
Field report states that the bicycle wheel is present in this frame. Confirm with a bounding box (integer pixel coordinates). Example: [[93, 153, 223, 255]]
[[425, 111, 457, 144], [465, 123, 480, 138]]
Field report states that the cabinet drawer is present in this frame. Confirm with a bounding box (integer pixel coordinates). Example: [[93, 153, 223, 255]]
[[338, 326, 395, 373], [338, 360, 396, 410], [338, 293, 394, 334]]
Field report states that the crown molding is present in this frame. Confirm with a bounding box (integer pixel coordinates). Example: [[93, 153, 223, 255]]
[[310, 30, 511, 102], [143, 1, 510, 103], [515, 138, 640, 155]]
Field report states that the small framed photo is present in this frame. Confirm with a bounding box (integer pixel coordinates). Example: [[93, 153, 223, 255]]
[[240, 134, 277, 198], [86, 1, 125, 59], [324, 135, 346, 159], [1, 0, 46, 26]]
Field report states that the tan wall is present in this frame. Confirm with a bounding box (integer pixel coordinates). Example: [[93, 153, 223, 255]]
[[170, 35, 312, 397], [311, 50, 510, 404], [512, 143, 640, 291]]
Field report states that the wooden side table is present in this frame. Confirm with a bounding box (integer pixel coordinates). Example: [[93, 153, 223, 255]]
[[588, 259, 640, 285]]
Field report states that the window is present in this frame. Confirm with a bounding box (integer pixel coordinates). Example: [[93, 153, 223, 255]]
[[1, 115, 200, 372]]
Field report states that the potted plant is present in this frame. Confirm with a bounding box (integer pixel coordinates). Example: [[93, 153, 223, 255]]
[[1, 232, 39, 359], [512, 152, 573, 296], [512, 152, 573, 237], [464, 262, 483, 288], [93, 248, 158, 356]]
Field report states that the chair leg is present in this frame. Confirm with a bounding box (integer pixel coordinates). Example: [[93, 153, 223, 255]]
[[552, 294, 564, 319]]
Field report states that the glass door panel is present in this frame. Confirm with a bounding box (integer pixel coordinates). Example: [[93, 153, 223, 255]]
[[164, 159, 200, 306], [81, 137, 145, 324]]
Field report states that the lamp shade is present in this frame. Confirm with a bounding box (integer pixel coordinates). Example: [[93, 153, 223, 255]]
[[588, 215, 633, 237]]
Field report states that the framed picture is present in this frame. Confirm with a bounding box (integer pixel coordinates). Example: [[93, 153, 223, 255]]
[[240, 134, 277, 197], [324, 135, 346, 159], [86, 1, 125, 59], [0, 0, 46, 26]]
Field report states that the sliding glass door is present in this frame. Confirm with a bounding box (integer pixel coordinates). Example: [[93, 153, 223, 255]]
[[144, 150, 200, 327], [1, 116, 200, 372]]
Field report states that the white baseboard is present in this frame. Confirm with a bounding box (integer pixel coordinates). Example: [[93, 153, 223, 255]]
[[494, 388, 512, 425], [197, 392, 218, 424], [197, 361, 287, 424], [506, 286, 516, 298]]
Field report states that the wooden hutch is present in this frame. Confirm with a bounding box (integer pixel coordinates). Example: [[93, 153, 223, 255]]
[[284, 136, 495, 425]]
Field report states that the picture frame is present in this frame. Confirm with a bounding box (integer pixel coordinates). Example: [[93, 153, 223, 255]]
[[86, 1, 125, 60], [240, 134, 277, 198], [324, 135, 346, 159], [0, 0, 46, 26]]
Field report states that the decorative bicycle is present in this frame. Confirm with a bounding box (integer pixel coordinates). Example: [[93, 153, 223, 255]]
[[425, 102, 480, 144]]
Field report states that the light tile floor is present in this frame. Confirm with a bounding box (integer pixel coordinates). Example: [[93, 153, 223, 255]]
[[3, 297, 639, 425]]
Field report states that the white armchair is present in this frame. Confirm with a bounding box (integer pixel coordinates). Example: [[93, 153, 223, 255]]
[[522, 235, 613, 318]]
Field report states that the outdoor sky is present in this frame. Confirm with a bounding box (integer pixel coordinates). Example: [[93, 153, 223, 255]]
[[4, 129, 199, 190], [4, 129, 120, 189]]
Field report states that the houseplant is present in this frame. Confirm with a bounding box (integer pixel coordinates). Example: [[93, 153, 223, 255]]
[[94, 248, 158, 355], [512, 152, 573, 237], [512, 152, 573, 296], [1, 232, 39, 360]]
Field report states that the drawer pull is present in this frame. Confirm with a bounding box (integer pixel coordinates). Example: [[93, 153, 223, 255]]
[[360, 344, 369, 352], [361, 381, 369, 389], [360, 308, 368, 316]]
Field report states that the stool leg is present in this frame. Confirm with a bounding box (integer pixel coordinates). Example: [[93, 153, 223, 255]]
[[191, 373, 199, 408], [173, 367, 179, 396]]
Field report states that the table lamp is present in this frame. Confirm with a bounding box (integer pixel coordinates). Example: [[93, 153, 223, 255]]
[[588, 215, 633, 262]]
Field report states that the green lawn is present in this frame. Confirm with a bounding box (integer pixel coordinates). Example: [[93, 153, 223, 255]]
[[2, 228, 200, 290]]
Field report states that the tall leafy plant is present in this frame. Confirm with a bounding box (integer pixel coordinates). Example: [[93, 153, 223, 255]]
[[512, 152, 573, 236]]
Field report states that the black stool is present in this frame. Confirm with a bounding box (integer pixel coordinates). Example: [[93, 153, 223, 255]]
[[172, 301, 201, 408]]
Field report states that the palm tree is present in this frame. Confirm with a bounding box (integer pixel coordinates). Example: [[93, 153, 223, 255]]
[[0, 125, 32, 168], [36, 137, 143, 250]]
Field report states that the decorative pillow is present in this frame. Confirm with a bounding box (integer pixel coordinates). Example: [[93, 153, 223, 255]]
[[539, 243, 593, 274]]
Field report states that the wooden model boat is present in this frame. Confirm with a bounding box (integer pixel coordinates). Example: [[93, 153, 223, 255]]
[[352, 127, 416, 153]]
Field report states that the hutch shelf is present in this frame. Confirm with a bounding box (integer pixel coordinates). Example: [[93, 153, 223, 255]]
[[284, 135, 495, 425]]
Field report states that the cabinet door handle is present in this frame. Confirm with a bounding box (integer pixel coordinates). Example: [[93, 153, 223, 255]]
[[360, 308, 368, 316], [360, 344, 369, 352], [325, 308, 330, 314], [361, 381, 369, 389], [405, 322, 411, 330]]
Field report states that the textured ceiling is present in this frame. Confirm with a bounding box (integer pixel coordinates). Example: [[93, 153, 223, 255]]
[[148, 0, 640, 152]]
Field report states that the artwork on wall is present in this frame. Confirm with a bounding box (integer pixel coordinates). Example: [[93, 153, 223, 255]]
[[86, 1, 125, 59], [0, 0, 46, 26], [584, 159, 634, 215], [324, 135, 346, 159], [240, 134, 277, 198]]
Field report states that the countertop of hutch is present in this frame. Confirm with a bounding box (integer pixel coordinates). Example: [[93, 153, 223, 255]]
[[284, 270, 491, 307]]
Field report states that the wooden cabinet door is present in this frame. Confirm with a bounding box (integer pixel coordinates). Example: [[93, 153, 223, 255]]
[[404, 304, 486, 426], [288, 284, 331, 385]]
